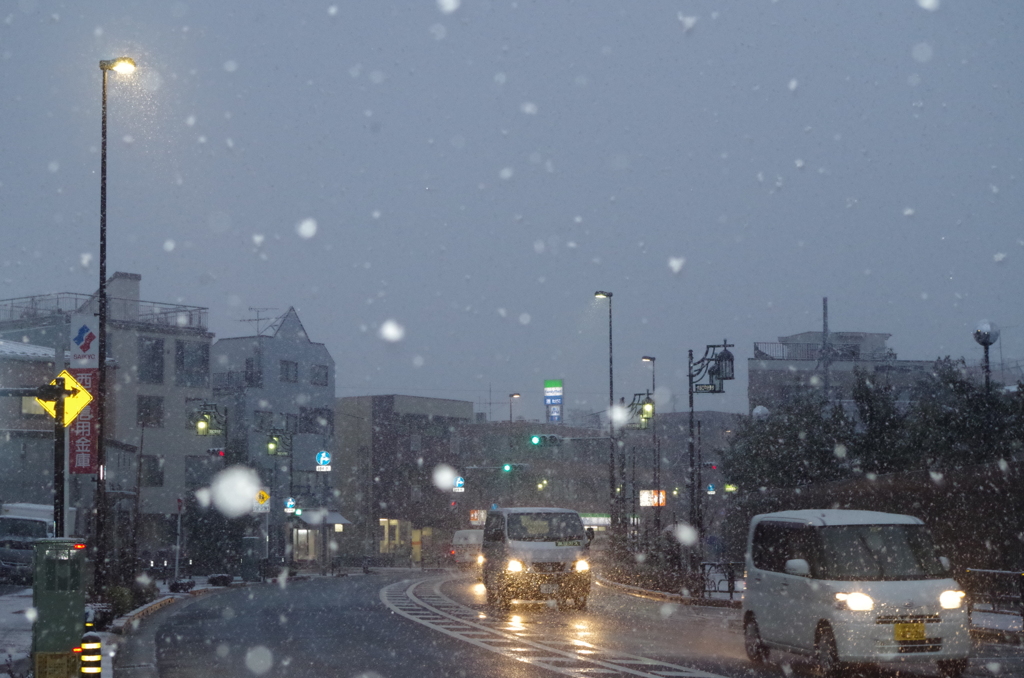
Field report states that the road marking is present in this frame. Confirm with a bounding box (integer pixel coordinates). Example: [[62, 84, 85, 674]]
[[380, 577, 730, 678]]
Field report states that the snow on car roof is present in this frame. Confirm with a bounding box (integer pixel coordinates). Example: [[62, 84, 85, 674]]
[[755, 509, 923, 526]]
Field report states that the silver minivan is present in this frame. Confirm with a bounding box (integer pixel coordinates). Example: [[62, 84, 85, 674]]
[[481, 507, 593, 610], [743, 509, 970, 677]]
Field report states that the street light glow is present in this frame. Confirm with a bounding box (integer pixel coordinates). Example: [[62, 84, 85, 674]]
[[594, 291, 612, 299], [100, 57, 137, 74]]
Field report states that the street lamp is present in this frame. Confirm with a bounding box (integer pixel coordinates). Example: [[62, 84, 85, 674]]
[[594, 291, 621, 555], [641, 356, 661, 534], [96, 55, 136, 593], [687, 340, 734, 589], [508, 393, 520, 423], [973, 320, 1000, 393]]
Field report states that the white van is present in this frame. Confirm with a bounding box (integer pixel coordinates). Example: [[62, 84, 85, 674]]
[[451, 529, 483, 570], [481, 507, 593, 610], [742, 509, 970, 678]]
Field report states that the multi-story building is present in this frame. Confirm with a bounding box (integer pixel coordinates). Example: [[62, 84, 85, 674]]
[[0, 273, 216, 566], [211, 308, 337, 567], [334, 395, 474, 565], [748, 331, 934, 413]]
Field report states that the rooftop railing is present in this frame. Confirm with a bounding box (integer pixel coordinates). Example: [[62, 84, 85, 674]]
[[0, 292, 208, 331], [753, 342, 894, 362]]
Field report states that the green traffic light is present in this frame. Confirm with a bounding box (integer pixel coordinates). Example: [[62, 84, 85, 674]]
[[530, 435, 541, 445], [503, 464, 512, 472]]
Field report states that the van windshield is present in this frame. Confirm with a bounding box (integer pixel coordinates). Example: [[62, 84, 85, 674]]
[[0, 517, 48, 539], [817, 524, 946, 581], [506, 513, 585, 543]]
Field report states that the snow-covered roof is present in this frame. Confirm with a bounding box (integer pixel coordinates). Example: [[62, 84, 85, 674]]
[[0, 339, 54, 360], [754, 509, 922, 526]]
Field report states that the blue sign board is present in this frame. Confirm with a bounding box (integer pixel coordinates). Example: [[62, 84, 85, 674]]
[[454, 476, 465, 488], [544, 396, 563, 406], [316, 451, 332, 466], [285, 497, 296, 509]]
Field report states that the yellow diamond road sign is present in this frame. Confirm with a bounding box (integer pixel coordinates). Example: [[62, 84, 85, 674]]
[[36, 370, 93, 427], [256, 489, 270, 505]]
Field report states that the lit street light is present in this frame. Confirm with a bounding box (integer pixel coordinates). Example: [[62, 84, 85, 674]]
[[508, 393, 520, 423], [96, 55, 136, 593], [641, 356, 661, 534]]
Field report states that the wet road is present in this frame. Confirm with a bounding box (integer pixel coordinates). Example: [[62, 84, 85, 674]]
[[114, 571, 1024, 678]]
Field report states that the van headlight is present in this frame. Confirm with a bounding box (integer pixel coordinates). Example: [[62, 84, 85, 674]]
[[835, 592, 874, 611], [477, 554, 485, 565], [506, 559, 523, 572], [940, 590, 965, 609], [575, 559, 589, 572]]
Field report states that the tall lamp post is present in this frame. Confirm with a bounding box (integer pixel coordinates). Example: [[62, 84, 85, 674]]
[[641, 356, 661, 534], [594, 291, 620, 554], [508, 393, 520, 423], [687, 341, 734, 586], [96, 56, 136, 592]]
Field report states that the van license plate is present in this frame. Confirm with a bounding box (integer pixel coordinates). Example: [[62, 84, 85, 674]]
[[894, 623, 926, 641], [540, 583, 557, 594]]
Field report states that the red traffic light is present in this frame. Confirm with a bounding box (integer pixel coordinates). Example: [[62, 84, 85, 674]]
[[208, 448, 226, 457]]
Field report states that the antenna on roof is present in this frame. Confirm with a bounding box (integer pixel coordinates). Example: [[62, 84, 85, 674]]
[[238, 307, 279, 336]]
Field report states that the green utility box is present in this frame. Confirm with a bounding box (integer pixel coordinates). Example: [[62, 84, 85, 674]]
[[31, 538, 87, 654]]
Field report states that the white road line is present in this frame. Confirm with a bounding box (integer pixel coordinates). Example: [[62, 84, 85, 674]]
[[380, 577, 731, 678]]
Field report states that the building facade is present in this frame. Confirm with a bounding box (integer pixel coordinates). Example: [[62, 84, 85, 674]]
[[748, 331, 935, 413], [0, 273, 216, 568], [211, 308, 337, 567]]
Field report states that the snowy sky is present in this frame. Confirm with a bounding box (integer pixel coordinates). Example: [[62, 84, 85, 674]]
[[1, 0, 1022, 420]]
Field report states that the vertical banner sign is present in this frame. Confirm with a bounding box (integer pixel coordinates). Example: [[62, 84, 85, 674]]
[[544, 379, 563, 423], [69, 315, 99, 474]]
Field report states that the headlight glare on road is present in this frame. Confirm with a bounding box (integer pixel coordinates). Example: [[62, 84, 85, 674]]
[[940, 590, 965, 609], [835, 592, 873, 611], [575, 559, 589, 572], [506, 559, 523, 572]]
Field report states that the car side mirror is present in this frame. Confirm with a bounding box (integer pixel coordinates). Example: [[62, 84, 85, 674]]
[[585, 527, 595, 545], [939, 556, 951, 572], [784, 558, 810, 577]]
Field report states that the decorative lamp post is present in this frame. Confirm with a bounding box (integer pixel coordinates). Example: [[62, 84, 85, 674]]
[[96, 55, 136, 593], [973, 320, 1000, 393], [687, 340, 734, 589]]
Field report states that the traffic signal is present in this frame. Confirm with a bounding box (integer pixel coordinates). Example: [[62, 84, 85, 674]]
[[528, 434, 562, 447], [702, 461, 718, 470], [208, 447, 226, 458], [502, 463, 513, 472], [267, 434, 282, 455]]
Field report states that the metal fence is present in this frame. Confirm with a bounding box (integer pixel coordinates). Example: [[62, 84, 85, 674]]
[[962, 568, 1024, 613]]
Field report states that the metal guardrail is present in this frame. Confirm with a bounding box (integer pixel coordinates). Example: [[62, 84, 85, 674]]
[[699, 561, 744, 600], [962, 568, 1024, 613]]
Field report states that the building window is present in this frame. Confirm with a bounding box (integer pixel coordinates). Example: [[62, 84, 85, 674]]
[[244, 357, 261, 387], [300, 407, 334, 435], [285, 413, 298, 434], [280, 360, 298, 383], [138, 337, 164, 384], [311, 364, 329, 386], [140, 456, 164, 487], [254, 411, 273, 431], [175, 341, 209, 388], [137, 396, 164, 428]]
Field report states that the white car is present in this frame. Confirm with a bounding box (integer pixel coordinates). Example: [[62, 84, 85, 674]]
[[742, 509, 970, 677]]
